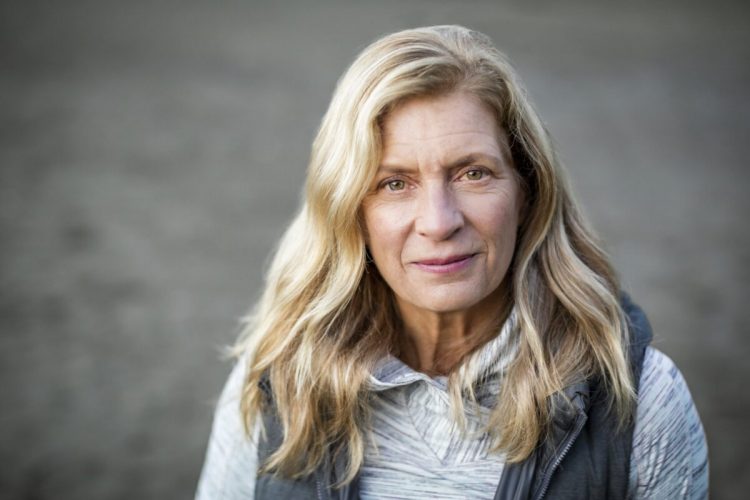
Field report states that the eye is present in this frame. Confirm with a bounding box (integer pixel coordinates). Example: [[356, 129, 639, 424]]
[[385, 179, 406, 191], [463, 168, 485, 181]]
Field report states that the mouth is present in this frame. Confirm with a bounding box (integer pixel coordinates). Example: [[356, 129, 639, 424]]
[[412, 253, 477, 274]]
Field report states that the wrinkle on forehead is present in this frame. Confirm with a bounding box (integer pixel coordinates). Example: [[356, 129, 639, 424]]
[[380, 92, 513, 169], [382, 94, 495, 135], [383, 129, 500, 145]]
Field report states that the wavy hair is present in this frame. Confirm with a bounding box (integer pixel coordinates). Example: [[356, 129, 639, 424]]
[[234, 25, 635, 483]]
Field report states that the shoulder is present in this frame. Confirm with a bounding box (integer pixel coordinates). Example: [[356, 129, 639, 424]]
[[195, 358, 259, 500], [630, 347, 709, 499]]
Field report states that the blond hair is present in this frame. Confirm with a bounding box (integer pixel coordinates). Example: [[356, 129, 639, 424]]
[[234, 25, 634, 483]]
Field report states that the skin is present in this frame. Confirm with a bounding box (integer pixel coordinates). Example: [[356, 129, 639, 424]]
[[361, 91, 524, 376]]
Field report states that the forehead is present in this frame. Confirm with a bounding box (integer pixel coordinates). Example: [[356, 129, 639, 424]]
[[380, 92, 505, 158]]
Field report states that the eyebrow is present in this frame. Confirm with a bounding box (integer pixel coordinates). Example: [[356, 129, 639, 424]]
[[377, 153, 503, 174], [448, 153, 502, 170]]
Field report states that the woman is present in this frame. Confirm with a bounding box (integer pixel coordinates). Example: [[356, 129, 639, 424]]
[[197, 26, 708, 499]]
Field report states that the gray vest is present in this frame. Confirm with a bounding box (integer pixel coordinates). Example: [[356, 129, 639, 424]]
[[255, 294, 652, 499]]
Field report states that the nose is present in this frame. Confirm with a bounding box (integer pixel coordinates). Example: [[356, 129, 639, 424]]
[[414, 182, 463, 240]]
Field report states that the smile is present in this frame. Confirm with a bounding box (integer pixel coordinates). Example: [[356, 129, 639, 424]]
[[412, 254, 477, 274]]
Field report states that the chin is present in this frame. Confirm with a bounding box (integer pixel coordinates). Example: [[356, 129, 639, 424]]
[[409, 287, 489, 314]]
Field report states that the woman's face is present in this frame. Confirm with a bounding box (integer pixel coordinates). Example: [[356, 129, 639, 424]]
[[362, 92, 524, 317]]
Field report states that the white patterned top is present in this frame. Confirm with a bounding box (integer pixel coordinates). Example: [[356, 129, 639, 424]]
[[196, 321, 708, 499]]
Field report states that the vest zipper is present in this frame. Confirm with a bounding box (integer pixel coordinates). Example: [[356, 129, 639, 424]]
[[316, 469, 327, 500], [534, 413, 587, 500]]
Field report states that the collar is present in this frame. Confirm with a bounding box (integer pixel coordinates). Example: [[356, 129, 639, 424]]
[[367, 309, 518, 394]]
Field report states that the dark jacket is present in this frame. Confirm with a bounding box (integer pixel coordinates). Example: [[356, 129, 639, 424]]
[[255, 294, 653, 499]]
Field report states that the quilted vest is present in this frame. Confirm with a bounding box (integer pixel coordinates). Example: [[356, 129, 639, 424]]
[[255, 293, 652, 499]]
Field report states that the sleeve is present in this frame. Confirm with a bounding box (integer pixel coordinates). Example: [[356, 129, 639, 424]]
[[630, 347, 709, 499], [195, 358, 259, 500]]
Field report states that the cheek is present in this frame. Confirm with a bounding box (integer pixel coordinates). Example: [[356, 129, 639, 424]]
[[363, 205, 405, 262], [475, 197, 521, 259]]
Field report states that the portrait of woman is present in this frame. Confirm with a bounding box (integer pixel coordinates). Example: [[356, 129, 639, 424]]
[[196, 25, 708, 499]]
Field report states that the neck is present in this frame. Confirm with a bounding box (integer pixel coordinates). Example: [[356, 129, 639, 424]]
[[394, 285, 511, 376]]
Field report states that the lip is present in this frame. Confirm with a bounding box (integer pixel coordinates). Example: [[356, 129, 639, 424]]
[[412, 253, 477, 274]]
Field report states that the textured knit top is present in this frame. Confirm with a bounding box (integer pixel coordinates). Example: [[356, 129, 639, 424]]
[[196, 317, 709, 499]]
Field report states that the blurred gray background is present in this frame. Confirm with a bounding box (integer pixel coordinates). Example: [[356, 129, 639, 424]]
[[1, 0, 748, 498]]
